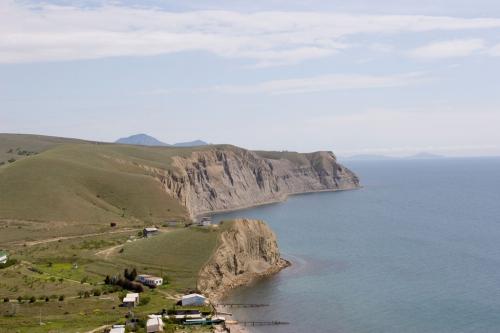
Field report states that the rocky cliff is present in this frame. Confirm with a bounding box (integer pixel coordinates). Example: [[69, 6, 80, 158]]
[[158, 146, 359, 218], [198, 219, 289, 299]]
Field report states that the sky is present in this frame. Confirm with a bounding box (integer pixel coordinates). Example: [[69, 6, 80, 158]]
[[1, 0, 500, 157]]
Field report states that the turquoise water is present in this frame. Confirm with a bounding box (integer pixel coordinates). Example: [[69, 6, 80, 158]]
[[212, 158, 500, 333]]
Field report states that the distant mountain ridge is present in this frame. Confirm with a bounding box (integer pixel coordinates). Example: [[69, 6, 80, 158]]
[[115, 134, 208, 147]]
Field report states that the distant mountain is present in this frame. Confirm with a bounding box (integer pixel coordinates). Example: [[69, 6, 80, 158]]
[[115, 134, 209, 147], [173, 140, 208, 147], [116, 134, 168, 146]]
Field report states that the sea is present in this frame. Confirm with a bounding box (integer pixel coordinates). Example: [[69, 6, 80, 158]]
[[212, 157, 500, 333]]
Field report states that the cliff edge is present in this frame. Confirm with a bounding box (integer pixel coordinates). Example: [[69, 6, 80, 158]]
[[160, 146, 359, 218], [198, 219, 289, 300]]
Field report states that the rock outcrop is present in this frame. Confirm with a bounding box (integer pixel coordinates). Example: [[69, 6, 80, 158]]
[[158, 146, 359, 218], [198, 219, 289, 299]]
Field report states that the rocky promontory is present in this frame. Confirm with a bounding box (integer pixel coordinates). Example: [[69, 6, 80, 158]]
[[197, 219, 289, 300], [159, 146, 359, 218]]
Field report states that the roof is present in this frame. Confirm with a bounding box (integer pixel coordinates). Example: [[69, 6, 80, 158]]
[[123, 297, 137, 303], [109, 327, 125, 333], [182, 293, 206, 299], [144, 227, 158, 232], [126, 293, 139, 298]]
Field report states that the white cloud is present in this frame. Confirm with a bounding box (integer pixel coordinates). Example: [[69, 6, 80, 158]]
[[1, 1, 500, 64], [408, 39, 485, 59], [210, 72, 428, 95]]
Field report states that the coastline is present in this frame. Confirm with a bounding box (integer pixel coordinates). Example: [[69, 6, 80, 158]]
[[210, 259, 291, 333], [194, 185, 361, 221]]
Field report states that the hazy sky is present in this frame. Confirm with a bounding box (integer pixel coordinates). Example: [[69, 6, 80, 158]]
[[1, 0, 500, 156]]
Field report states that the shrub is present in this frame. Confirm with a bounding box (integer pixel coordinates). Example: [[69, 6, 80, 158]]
[[45, 297, 49, 302], [84, 291, 91, 298], [7, 158, 16, 163], [29, 296, 36, 303], [3, 297, 9, 303], [139, 296, 151, 306], [92, 289, 101, 297], [17, 296, 22, 303], [58, 295, 65, 301]]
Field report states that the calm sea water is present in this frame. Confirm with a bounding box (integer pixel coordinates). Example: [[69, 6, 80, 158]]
[[212, 158, 500, 333]]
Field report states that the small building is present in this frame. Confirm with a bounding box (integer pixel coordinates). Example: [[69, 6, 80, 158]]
[[122, 293, 140, 307], [143, 227, 159, 238], [0, 250, 8, 264], [197, 217, 212, 227], [137, 274, 163, 287], [146, 314, 164, 333], [109, 325, 126, 333], [181, 293, 207, 306]]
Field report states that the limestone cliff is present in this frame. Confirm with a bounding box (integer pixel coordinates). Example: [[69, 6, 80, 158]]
[[158, 146, 359, 218], [197, 219, 289, 299]]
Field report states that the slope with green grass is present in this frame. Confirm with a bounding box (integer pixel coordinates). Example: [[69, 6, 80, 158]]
[[0, 140, 192, 227]]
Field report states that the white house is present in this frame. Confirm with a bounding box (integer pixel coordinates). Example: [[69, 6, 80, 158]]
[[0, 251, 7, 264], [109, 325, 126, 333], [143, 227, 159, 238], [137, 274, 163, 287], [146, 314, 164, 333], [122, 293, 140, 307], [181, 293, 207, 306]]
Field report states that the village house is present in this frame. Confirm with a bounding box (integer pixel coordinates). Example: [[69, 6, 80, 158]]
[[122, 293, 140, 307], [137, 274, 163, 287], [181, 293, 207, 306], [0, 250, 8, 264], [143, 227, 159, 238], [146, 314, 164, 333], [109, 325, 126, 333]]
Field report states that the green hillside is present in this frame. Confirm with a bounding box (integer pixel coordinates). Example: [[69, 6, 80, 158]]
[[0, 135, 201, 228]]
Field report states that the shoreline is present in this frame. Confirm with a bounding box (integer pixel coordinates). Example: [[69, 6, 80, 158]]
[[210, 259, 291, 333], [194, 185, 361, 221]]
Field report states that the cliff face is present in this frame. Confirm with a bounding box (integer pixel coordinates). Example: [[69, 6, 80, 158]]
[[198, 219, 289, 299], [158, 146, 359, 218]]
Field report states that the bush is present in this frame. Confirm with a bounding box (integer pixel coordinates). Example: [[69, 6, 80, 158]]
[[139, 296, 151, 306], [83, 291, 90, 298], [7, 158, 16, 163], [58, 295, 65, 301], [92, 289, 101, 297], [29, 296, 36, 303], [3, 297, 9, 303], [45, 297, 49, 302], [17, 296, 22, 303]]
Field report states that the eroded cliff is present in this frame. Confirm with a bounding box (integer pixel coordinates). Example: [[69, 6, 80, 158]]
[[158, 146, 359, 218], [197, 219, 289, 299]]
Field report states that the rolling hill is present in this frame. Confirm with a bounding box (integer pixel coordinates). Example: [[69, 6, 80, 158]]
[[0, 133, 359, 231]]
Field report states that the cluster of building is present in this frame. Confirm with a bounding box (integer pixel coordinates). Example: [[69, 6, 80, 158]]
[[114, 292, 225, 332]]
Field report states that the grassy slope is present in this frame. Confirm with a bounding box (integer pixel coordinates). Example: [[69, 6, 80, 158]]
[[0, 141, 192, 228], [116, 224, 231, 290]]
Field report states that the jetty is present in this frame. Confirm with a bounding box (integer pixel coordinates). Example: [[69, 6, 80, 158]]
[[227, 320, 289, 326], [217, 303, 269, 308]]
